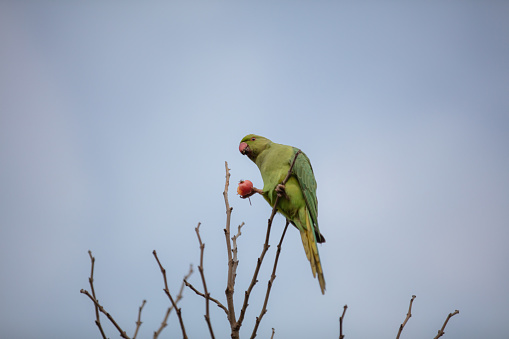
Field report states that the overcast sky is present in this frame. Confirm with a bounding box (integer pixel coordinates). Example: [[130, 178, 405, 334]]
[[1, 2, 508, 338]]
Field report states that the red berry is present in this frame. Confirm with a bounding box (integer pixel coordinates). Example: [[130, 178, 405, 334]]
[[237, 180, 253, 196]]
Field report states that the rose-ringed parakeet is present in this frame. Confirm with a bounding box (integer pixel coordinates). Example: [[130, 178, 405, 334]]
[[239, 134, 326, 294]]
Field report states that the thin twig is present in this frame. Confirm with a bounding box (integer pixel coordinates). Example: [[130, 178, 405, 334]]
[[236, 150, 302, 334], [133, 300, 146, 339], [270, 328, 275, 339], [184, 279, 229, 315], [339, 305, 348, 339], [223, 161, 238, 331], [195, 222, 216, 339], [80, 289, 131, 339], [235, 191, 275, 331], [153, 250, 188, 339], [231, 222, 245, 287], [396, 295, 416, 339], [250, 220, 290, 339], [154, 308, 171, 339], [154, 265, 193, 339], [433, 310, 459, 339], [87, 251, 107, 339]]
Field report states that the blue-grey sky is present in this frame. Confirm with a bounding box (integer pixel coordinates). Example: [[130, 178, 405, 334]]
[[1, 2, 508, 338]]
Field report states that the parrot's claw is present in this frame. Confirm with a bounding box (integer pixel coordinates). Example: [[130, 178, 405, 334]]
[[276, 184, 289, 200], [240, 187, 264, 199]]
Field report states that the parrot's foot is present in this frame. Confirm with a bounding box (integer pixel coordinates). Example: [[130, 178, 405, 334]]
[[240, 187, 264, 199], [276, 184, 289, 200]]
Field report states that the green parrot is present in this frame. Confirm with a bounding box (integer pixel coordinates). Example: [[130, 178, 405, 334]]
[[239, 134, 326, 294]]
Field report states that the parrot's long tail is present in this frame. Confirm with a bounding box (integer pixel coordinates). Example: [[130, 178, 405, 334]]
[[299, 210, 326, 294]]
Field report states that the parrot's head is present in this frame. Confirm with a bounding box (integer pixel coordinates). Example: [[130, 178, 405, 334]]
[[239, 134, 272, 161]]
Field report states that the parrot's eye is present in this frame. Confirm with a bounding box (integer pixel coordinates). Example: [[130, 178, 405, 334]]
[[251, 137, 256, 141]]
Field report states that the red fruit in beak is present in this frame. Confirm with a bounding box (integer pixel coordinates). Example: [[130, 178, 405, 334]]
[[239, 142, 248, 154]]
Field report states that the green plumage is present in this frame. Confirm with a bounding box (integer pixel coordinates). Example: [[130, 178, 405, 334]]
[[239, 134, 326, 294]]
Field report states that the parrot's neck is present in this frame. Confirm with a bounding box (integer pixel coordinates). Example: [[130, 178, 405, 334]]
[[253, 144, 271, 169]]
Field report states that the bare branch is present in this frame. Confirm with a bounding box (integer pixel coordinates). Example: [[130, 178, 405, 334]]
[[153, 250, 188, 339], [339, 305, 348, 339], [133, 300, 146, 339], [251, 221, 290, 339], [396, 295, 416, 339], [184, 279, 229, 315], [223, 161, 237, 329], [270, 328, 275, 339], [235, 193, 275, 331], [236, 150, 302, 334], [433, 310, 459, 339], [87, 250, 107, 339], [80, 289, 130, 339], [231, 222, 245, 286], [195, 222, 216, 339], [154, 265, 193, 339]]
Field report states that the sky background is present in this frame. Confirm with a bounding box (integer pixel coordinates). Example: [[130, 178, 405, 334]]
[[1, 2, 508, 338]]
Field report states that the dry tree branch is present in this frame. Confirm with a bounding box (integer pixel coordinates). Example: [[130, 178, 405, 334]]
[[178, 220, 244, 333], [133, 299, 146, 339], [86, 250, 107, 339], [231, 222, 245, 287], [80, 289, 130, 339], [236, 150, 302, 335], [195, 222, 216, 339], [433, 310, 459, 339], [234, 198, 274, 332], [153, 250, 188, 339], [223, 162, 238, 330], [396, 295, 416, 339], [82, 251, 129, 338], [189, 158, 299, 338], [339, 305, 348, 339], [250, 220, 290, 339], [154, 264, 193, 339], [184, 279, 229, 315], [270, 328, 275, 339], [154, 310, 173, 338]]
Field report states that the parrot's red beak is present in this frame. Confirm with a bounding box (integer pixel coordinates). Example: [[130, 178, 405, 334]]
[[239, 142, 250, 155]]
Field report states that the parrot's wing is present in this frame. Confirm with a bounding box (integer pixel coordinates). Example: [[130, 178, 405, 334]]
[[291, 148, 319, 234]]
